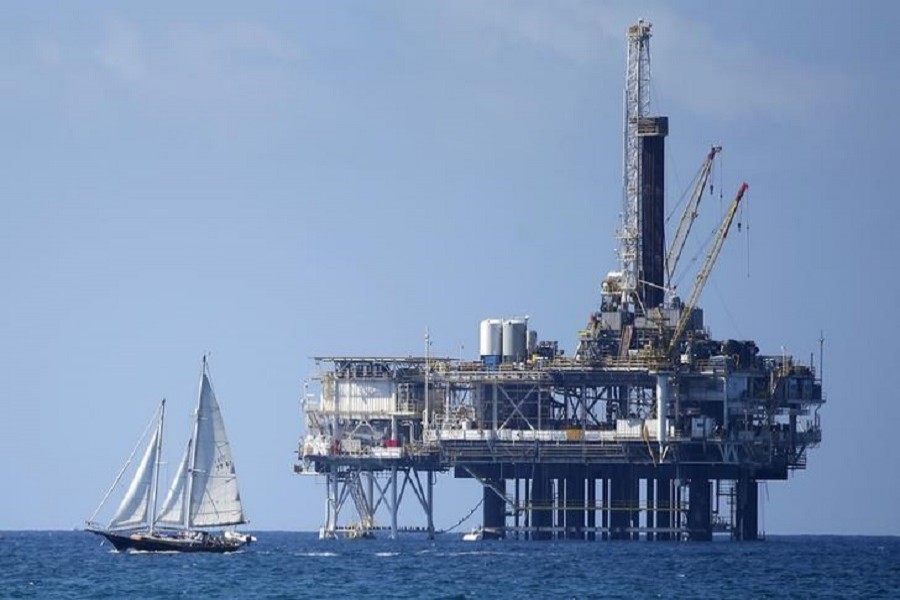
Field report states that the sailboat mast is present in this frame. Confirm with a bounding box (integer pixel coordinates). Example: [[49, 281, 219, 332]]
[[182, 438, 193, 530], [148, 398, 166, 535], [184, 357, 206, 530]]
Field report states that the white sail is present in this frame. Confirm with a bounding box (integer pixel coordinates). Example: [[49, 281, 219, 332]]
[[188, 372, 245, 527], [109, 425, 161, 530], [155, 439, 191, 527]]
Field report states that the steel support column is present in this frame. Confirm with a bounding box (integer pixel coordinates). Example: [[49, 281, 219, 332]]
[[587, 477, 596, 541], [530, 466, 551, 540], [630, 472, 640, 540], [483, 478, 506, 537], [390, 465, 398, 540], [566, 467, 585, 540], [688, 475, 712, 541], [556, 477, 566, 539], [656, 477, 671, 541], [602, 478, 610, 541], [610, 471, 630, 540], [736, 476, 759, 541], [426, 470, 435, 540]]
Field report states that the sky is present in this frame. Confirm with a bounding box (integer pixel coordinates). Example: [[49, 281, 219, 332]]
[[1, 1, 897, 535]]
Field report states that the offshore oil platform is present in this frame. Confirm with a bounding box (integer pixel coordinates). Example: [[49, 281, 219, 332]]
[[295, 20, 823, 541]]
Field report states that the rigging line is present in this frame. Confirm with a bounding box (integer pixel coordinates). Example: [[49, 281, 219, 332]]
[[666, 166, 703, 224], [716, 152, 722, 208], [666, 159, 706, 223], [648, 55, 659, 114], [745, 195, 751, 279], [439, 498, 484, 533], [670, 220, 719, 291], [709, 278, 744, 340], [667, 151, 683, 229], [87, 402, 162, 524]]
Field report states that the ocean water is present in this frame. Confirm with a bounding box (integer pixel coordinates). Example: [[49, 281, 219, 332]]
[[1, 531, 898, 599]]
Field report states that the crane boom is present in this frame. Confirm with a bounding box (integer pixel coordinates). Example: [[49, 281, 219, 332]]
[[666, 145, 721, 285], [668, 182, 749, 355]]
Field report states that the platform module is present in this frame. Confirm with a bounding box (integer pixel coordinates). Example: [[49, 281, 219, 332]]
[[295, 20, 824, 542]]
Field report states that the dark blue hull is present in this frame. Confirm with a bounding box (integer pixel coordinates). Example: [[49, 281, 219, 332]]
[[89, 529, 247, 553]]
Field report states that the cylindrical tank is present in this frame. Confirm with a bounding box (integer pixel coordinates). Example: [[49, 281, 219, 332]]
[[502, 319, 527, 362], [479, 319, 503, 362], [527, 330, 538, 355]]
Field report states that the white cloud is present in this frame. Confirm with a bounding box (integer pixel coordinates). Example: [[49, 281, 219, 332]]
[[430, 0, 849, 123], [435, 0, 624, 66], [35, 39, 62, 68], [90, 16, 305, 109], [94, 16, 147, 85], [44, 6, 850, 127], [647, 10, 849, 122], [217, 21, 304, 63]]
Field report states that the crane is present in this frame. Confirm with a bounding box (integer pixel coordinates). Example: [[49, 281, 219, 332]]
[[666, 145, 722, 286], [668, 182, 749, 356]]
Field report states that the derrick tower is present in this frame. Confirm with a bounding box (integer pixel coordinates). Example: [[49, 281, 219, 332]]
[[621, 20, 668, 310]]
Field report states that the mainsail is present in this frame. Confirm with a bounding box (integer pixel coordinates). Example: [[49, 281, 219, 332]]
[[109, 425, 161, 530], [187, 371, 245, 527]]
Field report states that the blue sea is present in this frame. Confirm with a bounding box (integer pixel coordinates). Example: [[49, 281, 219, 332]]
[[1, 531, 898, 599]]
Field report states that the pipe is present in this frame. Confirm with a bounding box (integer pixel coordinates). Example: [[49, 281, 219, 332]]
[[656, 372, 670, 447]]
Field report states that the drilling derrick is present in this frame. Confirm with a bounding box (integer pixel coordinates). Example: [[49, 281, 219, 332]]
[[622, 20, 668, 311], [296, 20, 824, 544]]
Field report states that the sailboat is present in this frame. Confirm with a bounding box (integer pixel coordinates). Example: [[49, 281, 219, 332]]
[[86, 357, 255, 552]]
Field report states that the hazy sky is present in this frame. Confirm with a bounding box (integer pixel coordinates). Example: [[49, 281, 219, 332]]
[[1, 1, 897, 534]]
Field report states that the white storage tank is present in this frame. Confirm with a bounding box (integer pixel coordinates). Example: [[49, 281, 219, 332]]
[[479, 319, 503, 362], [502, 318, 528, 362]]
